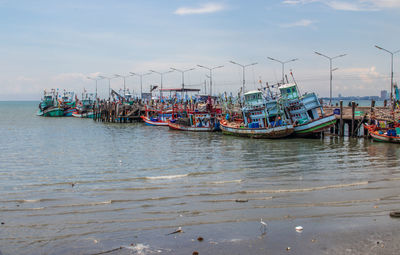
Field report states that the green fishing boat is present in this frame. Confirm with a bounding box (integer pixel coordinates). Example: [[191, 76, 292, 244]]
[[37, 89, 64, 117]]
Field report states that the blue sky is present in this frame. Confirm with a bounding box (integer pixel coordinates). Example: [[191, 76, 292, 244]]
[[1, 0, 400, 100]]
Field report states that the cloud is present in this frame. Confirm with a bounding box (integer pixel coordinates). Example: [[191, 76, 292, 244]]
[[338, 66, 386, 84], [281, 19, 315, 27], [174, 3, 225, 15], [282, 0, 400, 11], [52, 72, 88, 82]]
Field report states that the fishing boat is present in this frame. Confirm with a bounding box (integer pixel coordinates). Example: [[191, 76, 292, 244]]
[[278, 80, 336, 137], [220, 90, 294, 138], [364, 123, 400, 143], [72, 92, 96, 118], [141, 88, 201, 126], [141, 105, 175, 126], [60, 91, 76, 117], [168, 95, 221, 132], [37, 89, 64, 117]]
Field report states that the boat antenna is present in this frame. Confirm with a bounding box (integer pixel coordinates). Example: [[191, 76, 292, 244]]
[[285, 74, 289, 84], [290, 70, 301, 96], [266, 82, 274, 99]]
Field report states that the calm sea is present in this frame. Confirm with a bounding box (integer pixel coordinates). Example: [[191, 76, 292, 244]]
[[1, 101, 400, 255]]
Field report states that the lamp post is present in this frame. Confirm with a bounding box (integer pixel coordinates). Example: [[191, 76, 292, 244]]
[[375, 45, 400, 109], [114, 74, 133, 96], [86, 76, 101, 99], [149, 70, 174, 99], [98, 75, 116, 100], [229, 61, 258, 94], [130, 72, 152, 99], [197, 64, 224, 96], [314, 51, 346, 106], [170, 67, 195, 91], [267, 57, 298, 84]]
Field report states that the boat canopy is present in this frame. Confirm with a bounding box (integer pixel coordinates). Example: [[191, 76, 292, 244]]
[[279, 83, 299, 100]]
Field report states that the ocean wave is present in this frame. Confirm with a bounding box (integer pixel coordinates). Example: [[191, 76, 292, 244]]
[[145, 174, 188, 180], [244, 181, 369, 194]]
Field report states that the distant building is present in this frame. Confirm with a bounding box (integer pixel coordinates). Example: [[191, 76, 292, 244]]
[[380, 90, 388, 100], [338, 93, 342, 98]]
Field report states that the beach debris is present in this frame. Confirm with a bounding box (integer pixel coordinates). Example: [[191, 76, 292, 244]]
[[71, 183, 75, 187], [87, 247, 122, 255], [192, 252, 199, 255], [167, 227, 183, 235], [235, 199, 248, 203], [311, 239, 316, 243], [286, 246, 291, 251], [197, 236, 204, 242], [373, 205, 378, 208], [1, 222, 4, 225], [389, 211, 400, 218], [260, 219, 267, 234], [295, 226, 303, 233]]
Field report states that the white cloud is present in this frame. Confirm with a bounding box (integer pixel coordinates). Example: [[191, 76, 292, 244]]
[[282, 0, 400, 11], [338, 66, 386, 84], [326, 1, 374, 11], [174, 3, 225, 15], [281, 19, 315, 27]]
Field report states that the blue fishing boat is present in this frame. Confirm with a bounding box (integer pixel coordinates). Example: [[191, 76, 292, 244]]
[[278, 81, 336, 137], [141, 105, 176, 126], [168, 95, 221, 132], [220, 90, 294, 138]]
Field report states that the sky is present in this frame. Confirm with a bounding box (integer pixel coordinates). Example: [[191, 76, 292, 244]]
[[1, 0, 400, 100]]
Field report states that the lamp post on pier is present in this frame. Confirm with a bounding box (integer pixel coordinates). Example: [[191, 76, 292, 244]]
[[130, 72, 152, 99], [86, 76, 101, 99], [149, 70, 174, 99], [170, 67, 195, 91], [197, 64, 224, 96], [170, 67, 195, 100], [267, 57, 298, 84], [314, 51, 346, 106], [229, 61, 258, 95], [98, 75, 117, 100], [114, 74, 133, 96], [375, 45, 400, 109]]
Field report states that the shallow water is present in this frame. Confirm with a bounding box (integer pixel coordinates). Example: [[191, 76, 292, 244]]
[[1, 101, 400, 255]]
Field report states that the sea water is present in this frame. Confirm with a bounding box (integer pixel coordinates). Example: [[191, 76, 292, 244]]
[[1, 101, 400, 255]]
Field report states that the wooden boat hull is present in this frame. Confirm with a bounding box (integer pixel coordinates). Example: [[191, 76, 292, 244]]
[[63, 107, 76, 117], [220, 122, 294, 138], [168, 122, 217, 132], [294, 115, 336, 137], [72, 111, 94, 118], [37, 107, 64, 117], [141, 116, 168, 126], [370, 132, 400, 143]]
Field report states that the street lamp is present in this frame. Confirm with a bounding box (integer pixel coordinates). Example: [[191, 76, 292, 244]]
[[98, 75, 118, 100], [314, 51, 346, 106], [170, 67, 195, 91], [130, 72, 151, 99], [375, 45, 400, 108], [267, 57, 298, 84], [149, 70, 174, 99], [197, 64, 224, 96], [229, 60, 258, 94], [86, 76, 101, 99], [114, 73, 133, 96]]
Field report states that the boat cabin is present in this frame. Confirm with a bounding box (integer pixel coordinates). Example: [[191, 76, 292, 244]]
[[279, 83, 324, 125]]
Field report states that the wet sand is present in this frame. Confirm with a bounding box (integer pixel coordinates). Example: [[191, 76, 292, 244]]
[[36, 211, 398, 255]]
